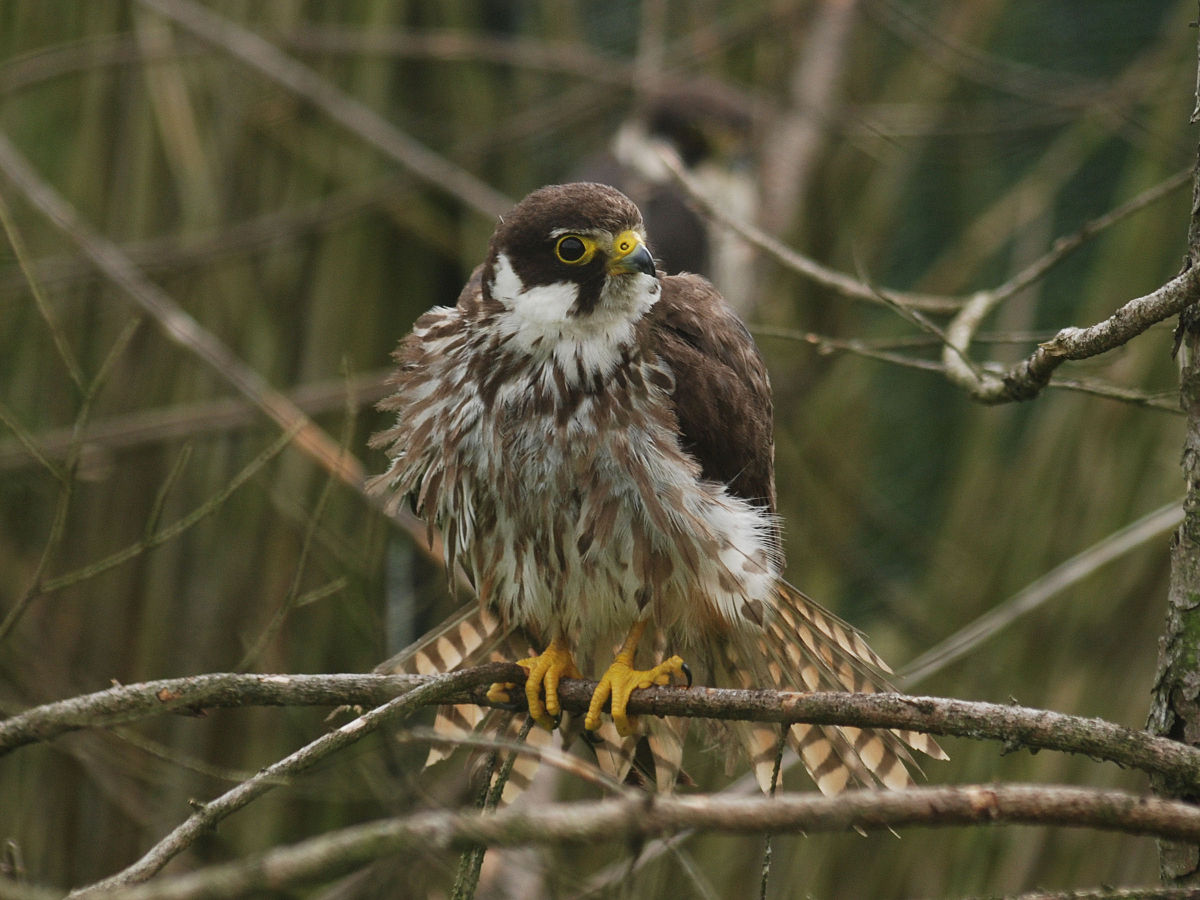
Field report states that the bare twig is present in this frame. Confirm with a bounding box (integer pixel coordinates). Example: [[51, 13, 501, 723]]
[[659, 150, 961, 314], [0, 189, 84, 389], [664, 148, 1199, 402], [0, 370, 392, 473], [756, 326, 1183, 412], [0, 130, 441, 566], [981, 167, 1193, 310], [900, 498, 1184, 686], [48, 786, 1200, 899], [985, 266, 1200, 403], [396, 727, 629, 796], [133, 0, 512, 219]]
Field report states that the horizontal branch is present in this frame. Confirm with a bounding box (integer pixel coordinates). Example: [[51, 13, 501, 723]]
[[58, 785, 1200, 900], [6, 668, 1200, 791], [0, 669, 466, 755]]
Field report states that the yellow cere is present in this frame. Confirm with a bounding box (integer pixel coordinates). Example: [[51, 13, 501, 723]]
[[612, 229, 640, 261]]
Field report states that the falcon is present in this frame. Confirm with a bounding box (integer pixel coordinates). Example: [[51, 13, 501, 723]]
[[368, 182, 944, 793]]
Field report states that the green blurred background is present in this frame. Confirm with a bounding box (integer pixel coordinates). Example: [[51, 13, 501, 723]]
[[0, 1, 1193, 897]]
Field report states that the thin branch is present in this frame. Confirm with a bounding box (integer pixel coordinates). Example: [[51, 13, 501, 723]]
[[983, 166, 1193, 309], [0, 670, 433, 756], [1044, 376, 1180, 413], [7, 669, 1200, 791], [753, 325, 951, 373], [50, 786, 1200, 900], [0, 129, 441, 567], [658, 150, 961, 314], [663, 146, 1199, 403], [0, 396, 66, 481], [70, 667, 501, 894], [133, 0, 512, 219], [0, 187, 84, 389], [396, 726, 629, 796], [0, 370, 392, 474], [900, 498, 1184, 686], [755, 326, 1184, 412]]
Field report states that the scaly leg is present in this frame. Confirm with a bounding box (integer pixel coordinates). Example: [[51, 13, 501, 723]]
[[585, 620, 687, 736], [486, 636, 582, 730]]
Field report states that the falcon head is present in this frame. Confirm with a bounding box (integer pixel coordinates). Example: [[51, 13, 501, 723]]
[[482, 183, 660, 357]]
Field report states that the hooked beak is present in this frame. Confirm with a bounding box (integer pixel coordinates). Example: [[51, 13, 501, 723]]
[[606, 230, 656, 277]]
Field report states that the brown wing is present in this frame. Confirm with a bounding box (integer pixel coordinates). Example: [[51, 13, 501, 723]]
[[649, 273, 776, 514]]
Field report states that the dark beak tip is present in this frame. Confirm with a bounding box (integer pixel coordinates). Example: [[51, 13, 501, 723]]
[[628, 244, 656, 277]]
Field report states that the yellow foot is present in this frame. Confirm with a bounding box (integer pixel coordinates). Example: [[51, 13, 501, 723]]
[[584, 621, 688, 736], [487, 637, 581, 730]]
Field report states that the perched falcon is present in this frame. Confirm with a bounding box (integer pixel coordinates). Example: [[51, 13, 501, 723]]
[[368, 182, 944, 794]]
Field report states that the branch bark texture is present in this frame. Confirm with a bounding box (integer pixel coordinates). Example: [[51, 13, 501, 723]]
[[1148, 6, 1200, 884], [7, 669, 1200, 791], [55, 786, 1200, 900]]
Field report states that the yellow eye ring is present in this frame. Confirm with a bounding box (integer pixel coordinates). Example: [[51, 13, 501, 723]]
[[555, 234, 595, 265]]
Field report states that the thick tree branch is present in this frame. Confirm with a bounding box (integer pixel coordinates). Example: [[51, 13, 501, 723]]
[[1149, 5, 1200, 885], [7, 669, 1200, 792], [51, 786, 1200, 900]]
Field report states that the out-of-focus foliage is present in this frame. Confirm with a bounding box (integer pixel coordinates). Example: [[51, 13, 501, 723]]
[[0, 1, 1192, 897]]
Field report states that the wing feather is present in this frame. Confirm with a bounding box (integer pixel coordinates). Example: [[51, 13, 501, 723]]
[[649, 272, 776, 513]]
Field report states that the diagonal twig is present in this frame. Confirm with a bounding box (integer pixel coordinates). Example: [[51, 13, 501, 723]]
[[69, 667, 501, 894], [133, 0, 512, 220], [900, 499, 1184, 687], [0, 130, 441, 565]]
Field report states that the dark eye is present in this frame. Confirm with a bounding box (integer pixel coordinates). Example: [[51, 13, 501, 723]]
[[555, 235, 588, 264]]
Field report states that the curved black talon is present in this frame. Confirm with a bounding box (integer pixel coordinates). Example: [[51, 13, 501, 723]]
[[581, 728, 603, 745], [551, 710, 563, 730], [680, 662, 693, 688]]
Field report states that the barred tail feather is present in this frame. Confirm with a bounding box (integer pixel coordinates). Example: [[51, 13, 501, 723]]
[[719, 580, 946, 795], [374, 603, 506, 678]]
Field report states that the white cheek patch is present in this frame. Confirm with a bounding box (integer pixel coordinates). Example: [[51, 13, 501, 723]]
[[491, 253, 575, 320]]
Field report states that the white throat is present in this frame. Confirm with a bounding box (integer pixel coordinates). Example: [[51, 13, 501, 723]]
[[489, 251, 660, 385]]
